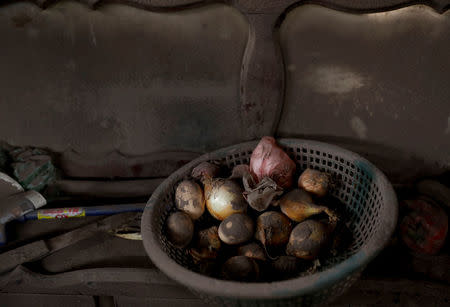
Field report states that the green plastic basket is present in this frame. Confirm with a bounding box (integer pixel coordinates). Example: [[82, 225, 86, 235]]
[[141, 139, 398, 306]]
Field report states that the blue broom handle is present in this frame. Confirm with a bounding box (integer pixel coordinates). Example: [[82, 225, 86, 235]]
[[20, 203, 146, 220]]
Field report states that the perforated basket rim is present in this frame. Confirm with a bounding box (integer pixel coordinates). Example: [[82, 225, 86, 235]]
[[141, 139, 398, 300]]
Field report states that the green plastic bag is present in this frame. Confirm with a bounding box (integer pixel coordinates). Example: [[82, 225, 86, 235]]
[[9, 148, 56, 192]]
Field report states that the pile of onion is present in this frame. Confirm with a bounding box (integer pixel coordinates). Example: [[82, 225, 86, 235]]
[[164, 137, 346, 282]]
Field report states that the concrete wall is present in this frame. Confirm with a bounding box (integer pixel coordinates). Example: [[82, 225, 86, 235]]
[[0, 1, 448, 181], [0, 1, 248, 155]]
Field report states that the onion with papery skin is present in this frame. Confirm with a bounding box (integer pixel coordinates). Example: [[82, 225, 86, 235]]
[[250, 137, 296, 189], [204, 178, 247, 220], [197, 226, 221, 251], [255, 211, 292, 248], [175, 180, 205, 220], [238, 242, 266, 261], [166, 212, 194, 248], [190, 248, 217, 263], [280, 189, 335, 223], [271, 256, 302, 279], [221, 256, 260, 281], [298, 169, 331, 197], [190, 226, 221, 262], [218, 213, 254, 245], [192, 162, 220, 180], [286, 220, 330, 260]]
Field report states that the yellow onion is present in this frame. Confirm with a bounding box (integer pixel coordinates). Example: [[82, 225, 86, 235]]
[[175, 180, 205, 220], [286, 220, 330, 260], [221, 256, 260, 281], [197, 226, 221, 251], [190, 248, 217, 263], [270, 256, 302, 280], [190, 226, 221, 262], [204, 178, 247, 220], [166, 212, 194, 248], [238, 242, 266, 261], [280, 189, 333, 223], [298, 169, 331, 197], [218, 213, 254, 245], [191, 161, 220, 180], [255, 211, 292, 248]]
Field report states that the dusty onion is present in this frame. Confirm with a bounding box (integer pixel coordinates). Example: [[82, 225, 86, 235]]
[[238, 242, 266, 261], [298, 169, 331, 197], [279, 189, 332, 223], [190, 226, 221, 262], [255, 211, 292, 248], [218, 213, 254, 245], [204, 178, 247, 220], [175, 180, 205, 220], [191, 162, 220, 180], [250, 136, 296, 189], [271, 256, 302, 279], [190, 248, 217, 263], [286, 220, 330, 260], [196, 226, 221, 251], [166, 212, 194, 248], [221, 256, 260, 281]]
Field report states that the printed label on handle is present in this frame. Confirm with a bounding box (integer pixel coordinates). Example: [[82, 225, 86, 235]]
[[37, 208, 85, 219]]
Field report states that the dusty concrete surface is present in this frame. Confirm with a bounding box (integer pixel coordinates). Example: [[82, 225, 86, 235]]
[[38, 233, 152, 273], [279, 5, 450, 168], [0, 1, 249, 155], [0, 2, 448, 181], [1, 267, 449, 306], [0, 293, 96, 307]]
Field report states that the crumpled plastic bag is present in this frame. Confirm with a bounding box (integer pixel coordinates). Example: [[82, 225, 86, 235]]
[[9, 147, 56, 192]]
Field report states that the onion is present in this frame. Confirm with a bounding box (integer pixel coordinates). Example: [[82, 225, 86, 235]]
[[298, 169, 331, 197], [192, 162, 220, 180], [279, 189, 333, 223], [238, 242, 266, 261], [204, 178, 247, 220], [190, 226, 221, 262], [175, 180, 205, 220], [218, 213, 254, 245], [255, 211, 292, 249], [166, 212, 194, 248], [270, 256, 302, 280], [197, 226, 221, 252], [250, 137, 296, 189], [190, 248, 217, 263], [221, 256, 260, 281], [286, 220, 330, 260]]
